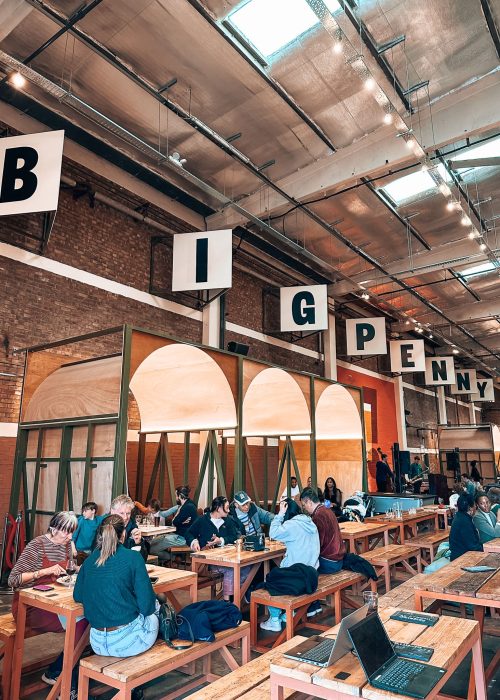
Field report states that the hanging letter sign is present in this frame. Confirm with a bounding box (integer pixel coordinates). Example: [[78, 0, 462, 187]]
[[424, 357, 456, 386], [471, 378, 495, 402], [346, 317, 386, 356], [0, 130, 65, 216], [172, 229, 233, 291], [450, 369, 477, 395], [280, 285, 328, 332], [390, 340, 425, 373]]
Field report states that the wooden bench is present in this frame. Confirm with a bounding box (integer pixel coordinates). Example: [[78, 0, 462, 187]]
[[164, 545, 192, 568], [78, 621, 250, 700], [188, 635, 306, 700], [411, 531, 449, 564], [146, 554, 159, 566], [362, 544, 422, 592], [250, 570, 375, 653], [378, 574, 437, 612], [0, 612, 16, 700]]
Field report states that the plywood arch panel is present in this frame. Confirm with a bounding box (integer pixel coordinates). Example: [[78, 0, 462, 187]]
[[130, 344, 237, 433], [24, 356, 122, 422], [315, 383, 363, 440], [242, 367, 311, 437]]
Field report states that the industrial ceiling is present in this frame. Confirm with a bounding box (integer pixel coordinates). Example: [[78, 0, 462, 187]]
[[0, 0, 499, 379]]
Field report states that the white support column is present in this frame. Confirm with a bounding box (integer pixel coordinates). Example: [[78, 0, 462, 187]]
[[437, 386, 448, 426], [323, 312, 337, 380], [199, 297, 221, 507], [469, 400, 476, 425], [394, 376, 408, 450]]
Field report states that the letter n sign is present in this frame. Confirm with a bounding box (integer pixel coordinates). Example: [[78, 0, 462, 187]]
[[451, 369, 477, 395], [390, 340, 425, 372], [0, 131, 64, 216], [172, 229, 233, 291], [346, 317, 386, 356], [280, 285, 328, 332], [424, 357, 455, 385]]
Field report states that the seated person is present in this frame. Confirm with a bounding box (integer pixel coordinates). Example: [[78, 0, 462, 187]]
[[228, 490, 274, 536], [449, 493, 483, 561], [148, 486, 198, 560], [323, 476, 343, 514], [487, 487, 500, 518], [134, 498, 161, 519], [72, 502, 99, 561], [461, 473, 476, 497], [449, 481, 463, 511], [106, 495, 148, 560], [74, 515, 157, 700], [260, 498, 320, 632], [8, 511, 87, 694], [186, 496, 251, 601], [280, 476, 300, 500], [473, 492, 500, 544]]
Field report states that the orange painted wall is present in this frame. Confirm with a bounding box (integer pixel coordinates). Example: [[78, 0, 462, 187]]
[[336, 365, 399, 492]]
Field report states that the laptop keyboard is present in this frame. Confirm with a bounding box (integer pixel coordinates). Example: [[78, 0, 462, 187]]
[[380, 659, 424, 690], [301, 638, 336, 662]]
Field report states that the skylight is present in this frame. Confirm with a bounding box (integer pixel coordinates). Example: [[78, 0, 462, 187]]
[[229, 0, 341, 58], [459, 135, 500, 162], [380, 164, 451, 205], [460, 261, 495, 278]]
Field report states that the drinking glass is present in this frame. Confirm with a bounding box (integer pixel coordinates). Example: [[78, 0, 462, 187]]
[[363, 590, 378, 614]]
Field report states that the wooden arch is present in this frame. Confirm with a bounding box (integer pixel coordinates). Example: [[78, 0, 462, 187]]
[[315, 383, 363, 440]]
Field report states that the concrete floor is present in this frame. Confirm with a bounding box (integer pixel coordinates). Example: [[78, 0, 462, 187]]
[[1, 579, 499, 699]]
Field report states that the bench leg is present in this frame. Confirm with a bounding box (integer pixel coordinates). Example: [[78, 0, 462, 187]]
[[78, 667, 90, 700], [384, 564, 391, 592], [429, 546, 435, 563], [1, 637, 13, 700], [242, 629, 250, 664], [250, 598, 259, 647], [334, 591, 342, 624]]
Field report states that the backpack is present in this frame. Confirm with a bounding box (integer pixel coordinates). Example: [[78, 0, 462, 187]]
[[158, 600, 194, 649]]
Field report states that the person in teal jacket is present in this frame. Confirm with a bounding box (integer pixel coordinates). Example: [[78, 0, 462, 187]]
[[72, 502, 100, 557]]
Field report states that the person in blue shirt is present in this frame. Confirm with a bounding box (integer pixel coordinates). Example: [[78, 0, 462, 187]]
[[461, 473, 476, 498], [72, 502, 100, 560]]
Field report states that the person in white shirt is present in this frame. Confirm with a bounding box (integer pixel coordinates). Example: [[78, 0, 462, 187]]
[[449, 481, 464, 511], [280, 476, 300, 501]]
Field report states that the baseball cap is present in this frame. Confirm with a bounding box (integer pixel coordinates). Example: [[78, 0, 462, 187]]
[[234, 491, 251, 506]]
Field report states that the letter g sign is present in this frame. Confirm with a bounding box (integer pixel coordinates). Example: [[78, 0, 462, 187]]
[[280, 285, 328, 332]]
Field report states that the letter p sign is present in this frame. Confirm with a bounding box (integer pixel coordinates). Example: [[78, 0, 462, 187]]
[[346, 317, 387, 356], [280, 285, 328, 331], [0, 131, 64, 216]]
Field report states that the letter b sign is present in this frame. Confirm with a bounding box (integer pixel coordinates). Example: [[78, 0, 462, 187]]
[[280, 285, 328, 332], [0, 131, 65, 216]]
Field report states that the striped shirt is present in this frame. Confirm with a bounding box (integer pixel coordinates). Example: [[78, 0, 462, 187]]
[[8, 535, 70, 590], [236, 509, 256, 535]]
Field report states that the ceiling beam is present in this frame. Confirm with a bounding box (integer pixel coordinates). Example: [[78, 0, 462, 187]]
[[207, 72, 500, 229], [422, 299, 500, 324]]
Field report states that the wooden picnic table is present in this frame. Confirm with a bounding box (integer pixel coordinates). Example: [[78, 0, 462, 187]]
[[484, 537, 500, 553], [366, 507, 443, 544], [338, 521, 390, 553], [191, 539, 286, 609], [414, 550, 500, 686], [138, 524, 176, 537], [269, 606, 487, 700], [10, 565, 197, 700]]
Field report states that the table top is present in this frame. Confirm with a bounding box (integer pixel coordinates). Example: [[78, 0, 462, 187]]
[[414, 550, 500, 601], [339, 521, 390, 535], [270, 606, 480, 699], [191, 540, 286, 565], [367, 509, 438, 524], [484, 537, 500, 553], [19, 564, 196, 612], [139, 525, 176, 537]]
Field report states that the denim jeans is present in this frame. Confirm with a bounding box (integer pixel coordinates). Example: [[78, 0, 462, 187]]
[[90, 609, 159, 657], [318, 557, 343, 574], [149, 534, 186, 556]]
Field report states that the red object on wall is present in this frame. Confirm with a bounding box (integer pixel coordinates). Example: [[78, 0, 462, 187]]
[[336, 365, 399, 493]]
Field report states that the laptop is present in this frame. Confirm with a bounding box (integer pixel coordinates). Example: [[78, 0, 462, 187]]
[[283, 605, 368, 667], [348, 613, 446, 699]]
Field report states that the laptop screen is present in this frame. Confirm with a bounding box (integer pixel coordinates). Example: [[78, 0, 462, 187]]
[[348, 614, 395, 679]]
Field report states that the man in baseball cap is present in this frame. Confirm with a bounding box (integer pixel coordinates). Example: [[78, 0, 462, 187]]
[[229, 490, 275, 536]]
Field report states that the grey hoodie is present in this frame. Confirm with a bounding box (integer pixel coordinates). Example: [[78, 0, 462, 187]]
[[270, 513, 320, 569]]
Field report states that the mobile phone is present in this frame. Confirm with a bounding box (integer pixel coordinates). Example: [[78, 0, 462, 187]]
[[33, 584, 54, 591], [149, 576, 159, 584]]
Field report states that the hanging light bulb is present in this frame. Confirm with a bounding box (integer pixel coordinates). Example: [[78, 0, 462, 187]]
[[383, 113, 393, 125], [461, 215, 471, 226], [364, 77, 376, 91], [10, 72, 26, 89], [452, 348, 459, 355], [468, 230, 476, 239], [428, 334, 433, 339], [446, 201, 455, 211], [333, 40, 342, 54], [479, 242, 487, 251], [405, 137, 415, 149]]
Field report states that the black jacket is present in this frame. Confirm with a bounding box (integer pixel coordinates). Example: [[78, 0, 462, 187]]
[[257, 563, 318, 596], [342, 553, 378, 581], [449, 511, 483, 561], [185, 513, 241, 549], [178, 600, 242, 642], [172, 500, 198, 538]]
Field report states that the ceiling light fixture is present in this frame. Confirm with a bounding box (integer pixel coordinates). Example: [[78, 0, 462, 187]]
[[10, 71, 26, 89], [446, 200, 455, 211], [383, 113, 393, 125], [364, 77, 376, 90], [468, 230, 476, 239], [452, 348, 459, 354], [429, 334, 433, 339], [461, 215, 471, 226], [333, 40, 343, 54], [479, 242, 487, 251], [360, 292, 370, 300]]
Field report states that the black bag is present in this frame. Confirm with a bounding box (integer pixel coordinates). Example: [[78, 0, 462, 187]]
[[158, 600, 194, 649]]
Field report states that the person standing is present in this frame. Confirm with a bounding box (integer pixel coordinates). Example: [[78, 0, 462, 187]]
[[300, 487, 346, 617], [469, 460, 481, 484], [461, 473, 476, 498], [409, 456, 424, 494], [375, 453, 393, 492]]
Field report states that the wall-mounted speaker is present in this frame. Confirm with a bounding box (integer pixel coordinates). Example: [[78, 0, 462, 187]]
[[227, 341, 249, 356]]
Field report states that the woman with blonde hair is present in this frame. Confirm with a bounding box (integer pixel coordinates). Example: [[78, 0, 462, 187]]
[[74, 514, 159, 657], [8, 511, 87, 695]]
